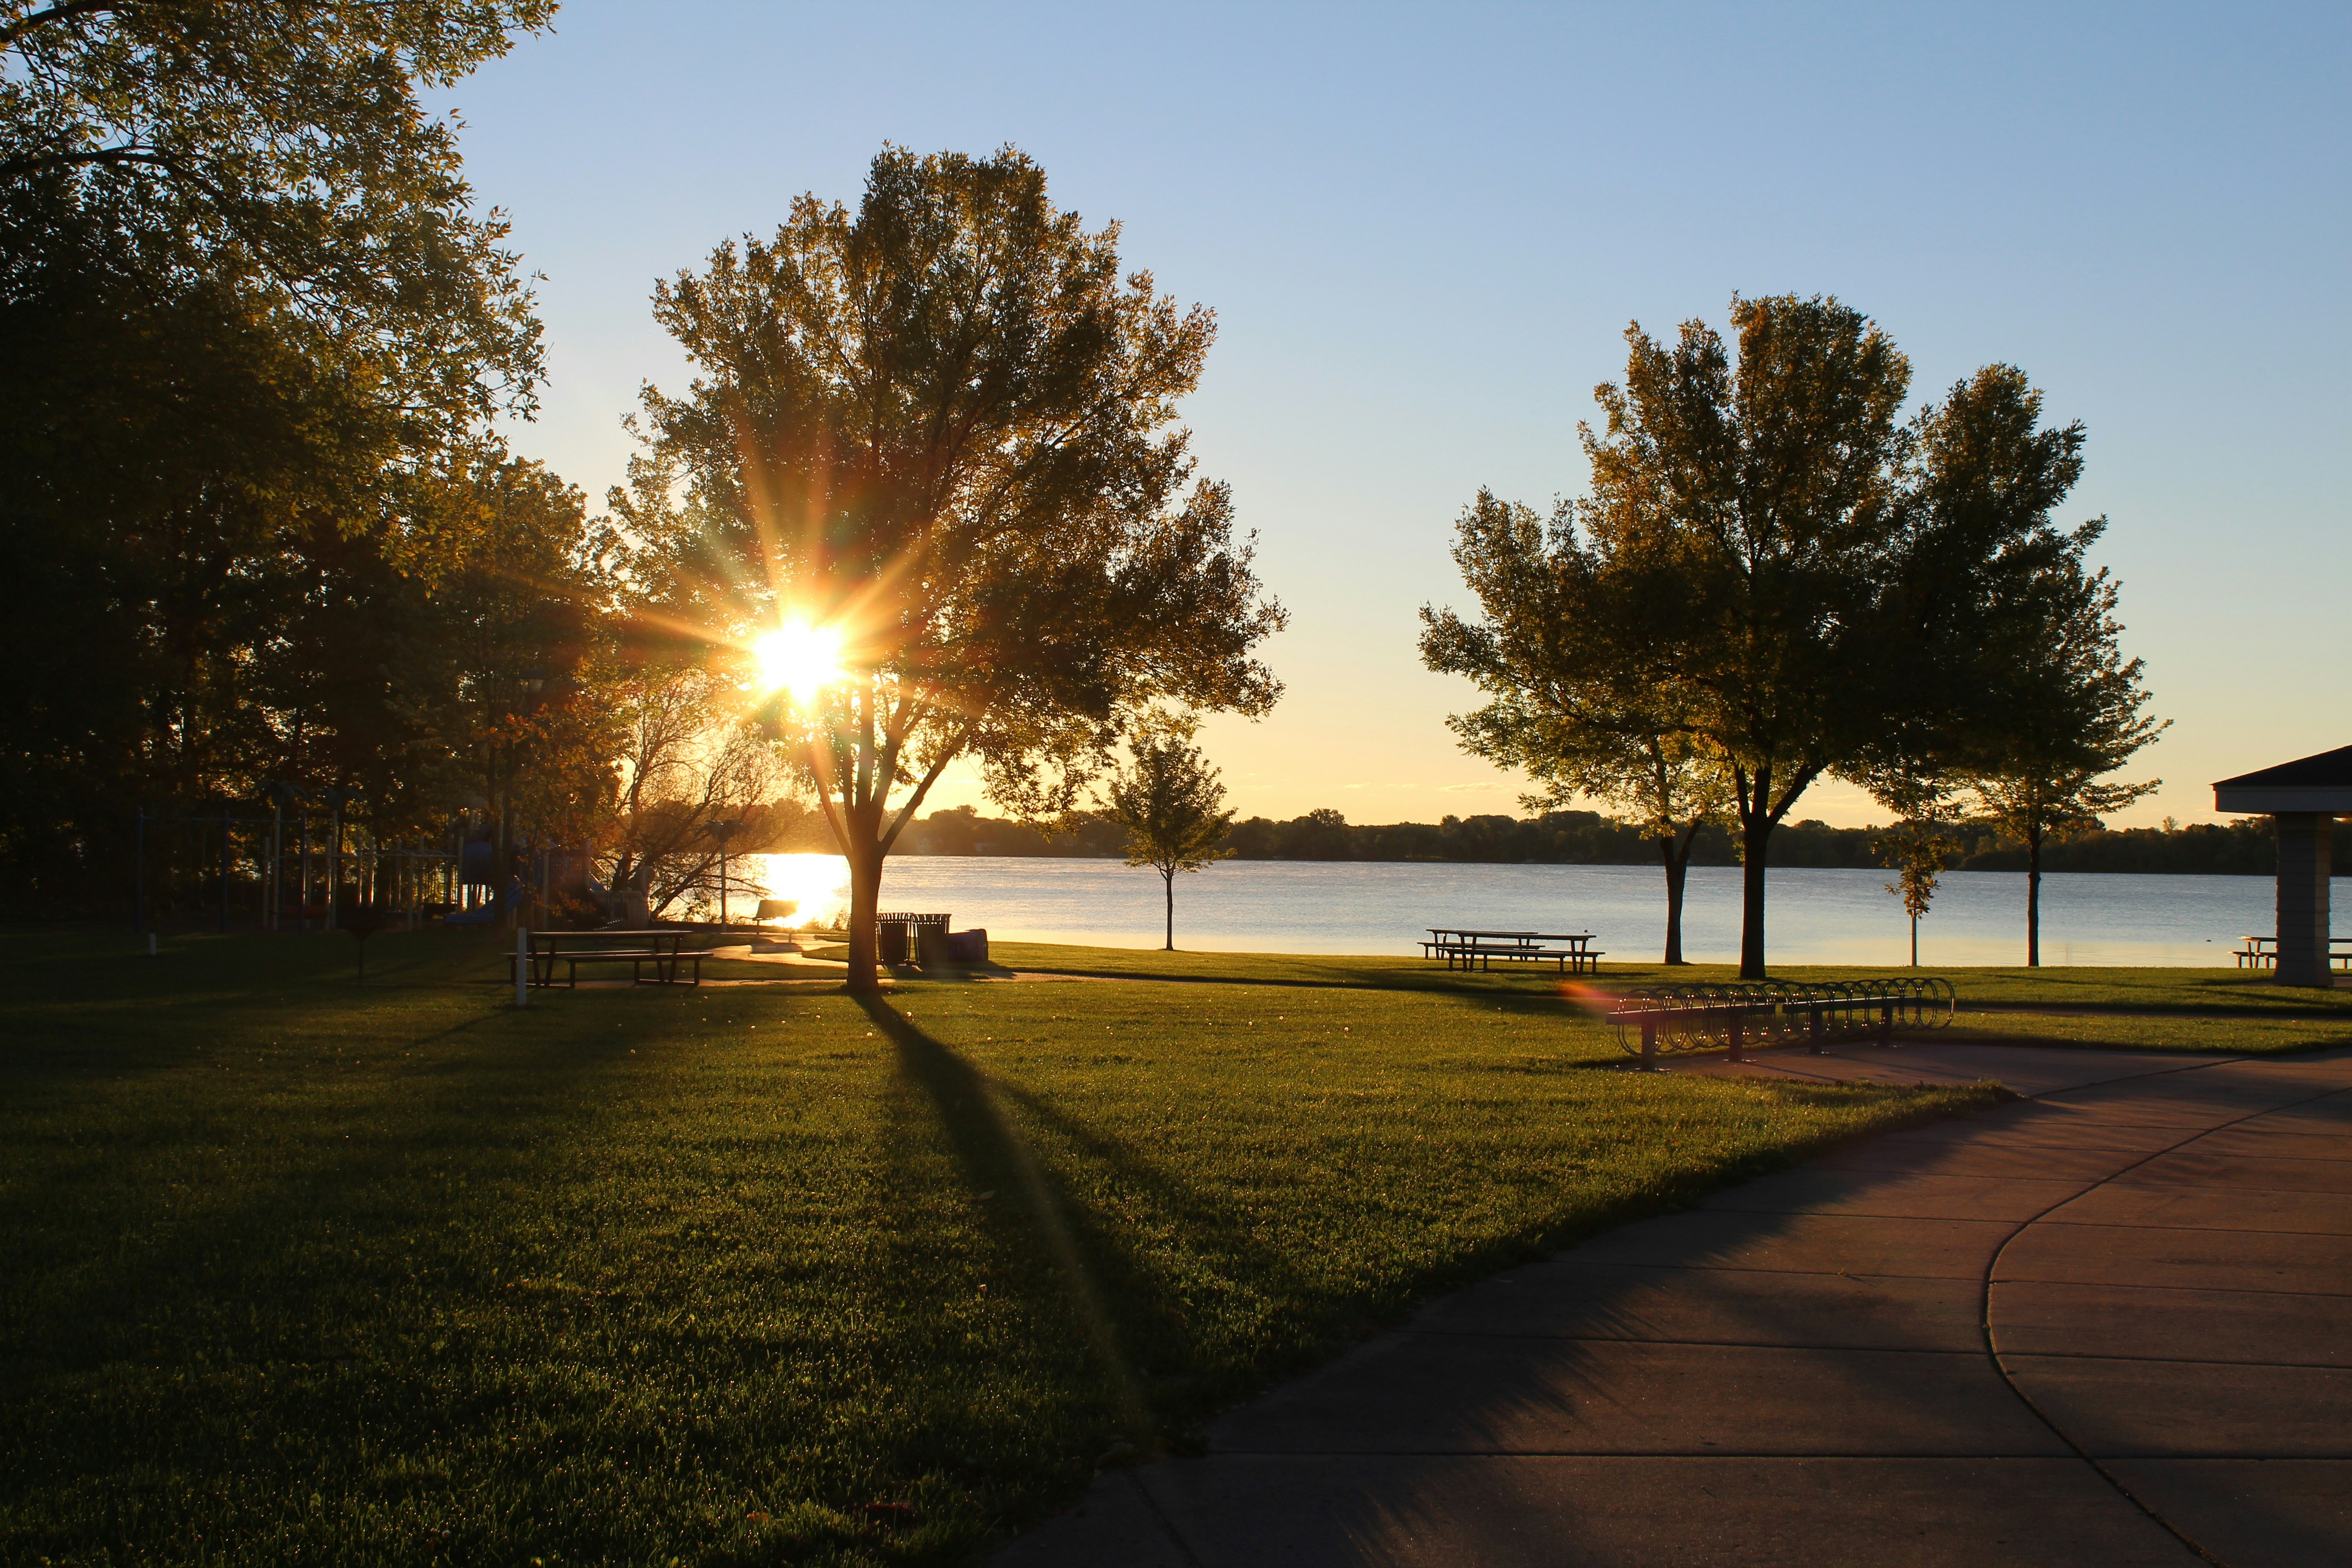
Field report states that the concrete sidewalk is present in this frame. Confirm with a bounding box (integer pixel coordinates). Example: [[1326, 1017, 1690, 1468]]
[[995, 1043, 2352, 1568]]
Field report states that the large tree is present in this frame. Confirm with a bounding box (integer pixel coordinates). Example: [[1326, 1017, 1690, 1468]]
[[1419, 491, 1731, 964], [1480, 303, 2129, 980], [617, 147, 1284, 989], [1578, 296, 1915, 977]]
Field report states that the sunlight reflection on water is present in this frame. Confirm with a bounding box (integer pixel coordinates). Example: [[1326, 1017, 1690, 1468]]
[[729, 853, 853, 926], [734, 854, 2338, 966]]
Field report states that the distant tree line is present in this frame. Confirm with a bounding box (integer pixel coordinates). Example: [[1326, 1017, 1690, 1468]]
[[885, 806, 2329, 875]]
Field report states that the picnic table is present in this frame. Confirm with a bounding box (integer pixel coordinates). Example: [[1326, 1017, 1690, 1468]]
[[2233, 935, 2352, 971], [528, 929, 703, 989], [1423, 927, 1605, 974]]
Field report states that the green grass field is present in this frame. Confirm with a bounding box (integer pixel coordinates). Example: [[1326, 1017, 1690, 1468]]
[[975, 943, 2352, 1056], [2, 927, 2008, 1566]]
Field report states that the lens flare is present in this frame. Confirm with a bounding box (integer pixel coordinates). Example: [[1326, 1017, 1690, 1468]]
[[751, 619, 846, 706], [746, 853, 851, 928]]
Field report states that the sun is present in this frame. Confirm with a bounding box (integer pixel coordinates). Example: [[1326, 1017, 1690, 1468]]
[[750, 619, 847, 706]]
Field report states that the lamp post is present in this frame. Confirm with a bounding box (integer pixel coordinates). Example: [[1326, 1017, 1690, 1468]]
[[265, 781, 304, 933], [316, 786, 355, 915], [496, 670, 547, 931], [708, 818, 745, 926]]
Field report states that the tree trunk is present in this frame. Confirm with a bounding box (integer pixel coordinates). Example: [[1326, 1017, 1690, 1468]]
[[1910, 913, 1919, 967], [844, 838, 884, 993], [1163, 868, 1175, 950], [1739, 812, 1772, 979], [1659, 830, 1692, 965], [2026, 824, 2043, 968]]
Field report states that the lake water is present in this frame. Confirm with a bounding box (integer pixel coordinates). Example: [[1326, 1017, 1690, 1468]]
[[739, 853, 2342, 967]]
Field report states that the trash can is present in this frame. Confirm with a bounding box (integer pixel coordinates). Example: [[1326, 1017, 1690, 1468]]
[[877, 912, 951, 967]]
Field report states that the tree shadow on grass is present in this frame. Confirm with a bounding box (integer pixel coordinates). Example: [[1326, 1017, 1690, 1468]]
[[855, 993, 1718, 1447], [859, 993, 1161, 1455]]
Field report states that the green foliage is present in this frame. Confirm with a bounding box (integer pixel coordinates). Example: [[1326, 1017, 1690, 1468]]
[[0, 0, 551, 422], [1421, 489, 1734, 961], [0, 929, 1984, 1564], [0, 3, 589, 908], [619, 146, 1284, 986], [1429, 297, 2153, 979], [1955, 522, 2163, 964], [1099, 720, 1236, 948], [1870, 819, 1965, 965], [1578, 295, 1915, 846]]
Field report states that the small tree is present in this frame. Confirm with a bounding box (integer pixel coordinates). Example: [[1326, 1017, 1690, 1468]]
[[1959, 539, 2162, 967], [600, 668, 779, 922], [1872, 818, 1963, 967], [1421, 491, 1732, 964], [1101, 721, 1234, 951]]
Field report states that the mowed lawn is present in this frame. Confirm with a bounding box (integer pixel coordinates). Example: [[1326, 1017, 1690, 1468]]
[[979, 942, 2352, 1056], [6, 928, 2007, 1565]]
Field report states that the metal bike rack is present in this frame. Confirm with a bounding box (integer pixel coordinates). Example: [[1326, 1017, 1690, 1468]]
[[1607, 978, 1956, 1070]]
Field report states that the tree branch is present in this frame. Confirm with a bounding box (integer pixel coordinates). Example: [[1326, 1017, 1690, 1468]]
[[1767, 763, 1822, 826], [880, 723, 975, 854], [0, 144, 179, 179], [0, 0, 122, 53], [804, 733, 854, 854]]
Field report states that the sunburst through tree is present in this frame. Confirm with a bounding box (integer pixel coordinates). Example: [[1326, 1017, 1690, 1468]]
[[608, 147, 1285, 989]]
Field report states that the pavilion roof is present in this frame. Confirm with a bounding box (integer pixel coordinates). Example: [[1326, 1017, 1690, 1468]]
[[2213, 745, 2352, 813]]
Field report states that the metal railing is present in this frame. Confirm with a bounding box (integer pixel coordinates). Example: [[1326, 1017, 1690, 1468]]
[[1607, 978, 1956, 1069]]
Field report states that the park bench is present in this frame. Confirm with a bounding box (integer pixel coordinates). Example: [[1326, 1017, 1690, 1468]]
[[1606, 979, 1955, 1070], [1423, 927, 1605, 974], [528, 929, 703, 989]]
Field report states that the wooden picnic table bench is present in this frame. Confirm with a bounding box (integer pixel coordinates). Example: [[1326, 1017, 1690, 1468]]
[[529, 929, 703, 989], [1423, 927, 1605, 974], [2233, 935, 2352, 971]]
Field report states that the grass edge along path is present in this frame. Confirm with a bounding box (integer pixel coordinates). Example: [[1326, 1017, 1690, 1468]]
[[2, 928, 1997, 1567]]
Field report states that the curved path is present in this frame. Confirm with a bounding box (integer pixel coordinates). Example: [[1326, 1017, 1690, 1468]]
[[997, 1042, 2352, 1567]]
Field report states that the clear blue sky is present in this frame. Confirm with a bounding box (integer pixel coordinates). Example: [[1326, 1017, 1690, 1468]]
[[440, 1, 2349, 829]]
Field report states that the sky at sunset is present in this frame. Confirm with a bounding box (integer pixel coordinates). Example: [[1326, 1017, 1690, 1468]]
[[438, 1, 2348, 830]]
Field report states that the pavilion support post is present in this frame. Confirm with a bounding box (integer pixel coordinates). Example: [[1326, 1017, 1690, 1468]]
[[2274, 812, 2335, 989]]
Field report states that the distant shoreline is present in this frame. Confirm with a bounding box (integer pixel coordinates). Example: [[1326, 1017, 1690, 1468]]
[[734, 805, 2347, 877]]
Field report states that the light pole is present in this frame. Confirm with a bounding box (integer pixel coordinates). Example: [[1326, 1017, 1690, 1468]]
[[316, 786, 355, 914], [708, 818, 745, 926], [265, 781, 303, 933], [495, 671, 546, 931]]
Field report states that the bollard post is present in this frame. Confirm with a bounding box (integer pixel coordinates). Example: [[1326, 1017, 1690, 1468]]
[[1878, 1000, 1893, 1047], [515, 926, 530, 1008], [1809, 1003, 1825, 1054], [1641, 1018, 1658, 1071], [1725, 1006, 1743, 1063]]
